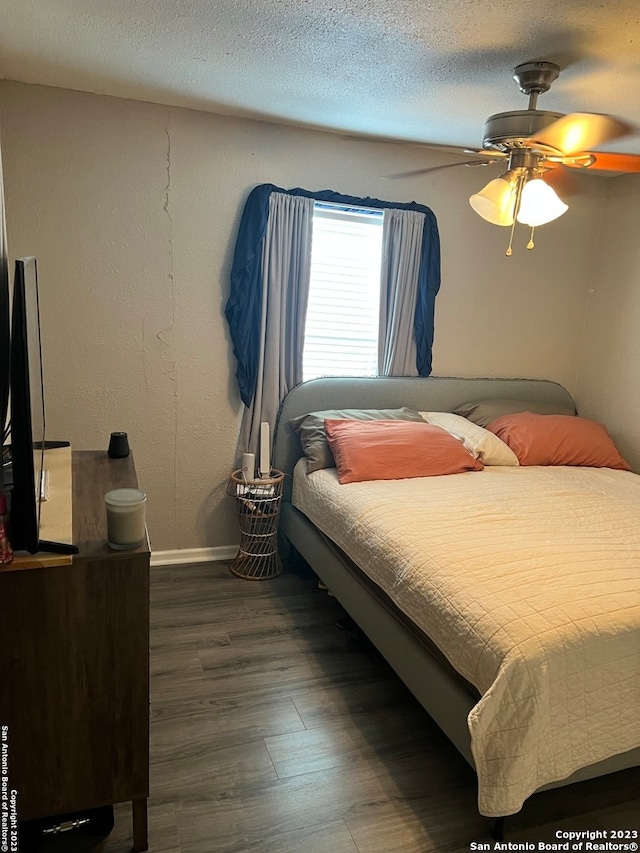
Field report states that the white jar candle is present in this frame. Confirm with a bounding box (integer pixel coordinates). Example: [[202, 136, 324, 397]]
[[105, 488, 147, 550]]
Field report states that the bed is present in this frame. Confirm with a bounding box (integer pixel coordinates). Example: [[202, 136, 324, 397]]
[[272, 375, 640, 825]]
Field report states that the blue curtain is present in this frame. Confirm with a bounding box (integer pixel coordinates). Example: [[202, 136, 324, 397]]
[[225, 183, 441, 407]]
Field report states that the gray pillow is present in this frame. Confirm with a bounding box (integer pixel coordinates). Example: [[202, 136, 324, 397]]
[[290, 407, 425, 472], [454, 398, 576, 428]]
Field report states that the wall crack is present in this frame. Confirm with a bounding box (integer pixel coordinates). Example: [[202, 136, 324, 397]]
[[163, 110, 178, 527]]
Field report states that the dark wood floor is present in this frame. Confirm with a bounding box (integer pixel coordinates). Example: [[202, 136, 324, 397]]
[[98, 561, 638, 853]]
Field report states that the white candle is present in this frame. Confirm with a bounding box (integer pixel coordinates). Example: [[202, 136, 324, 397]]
[[105, 488, 147, 550], [241, 452, 256, 482], [259, 422, 271, 477]]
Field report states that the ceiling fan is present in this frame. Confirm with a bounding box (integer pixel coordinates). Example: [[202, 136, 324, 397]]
[[399, 61, 640, 255]]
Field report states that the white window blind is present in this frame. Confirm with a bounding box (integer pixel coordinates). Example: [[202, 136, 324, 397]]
[[303, 203, 384, 382]]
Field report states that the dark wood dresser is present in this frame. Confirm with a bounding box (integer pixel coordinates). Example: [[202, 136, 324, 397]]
[[0, 450, 150, 851]]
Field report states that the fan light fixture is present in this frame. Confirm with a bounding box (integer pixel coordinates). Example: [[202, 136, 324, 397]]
[[516, 178, 568, 226], [469, 149, 569, 256], [469, 173, 517, 226], [469, 150, 568, 255]]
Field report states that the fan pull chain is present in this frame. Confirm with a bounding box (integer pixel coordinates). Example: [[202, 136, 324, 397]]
[[505, 174, 525, 257], [505, 219, 516, 257], [527, 227, 536, 250]]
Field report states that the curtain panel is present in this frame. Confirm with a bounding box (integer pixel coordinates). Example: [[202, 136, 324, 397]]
[[225, 183, 441, 411], [378, 208, 426, 376], [237, 192, 314, 458]]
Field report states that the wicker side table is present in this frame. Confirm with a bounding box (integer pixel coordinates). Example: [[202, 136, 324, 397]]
[[228, 469, 284, 580]]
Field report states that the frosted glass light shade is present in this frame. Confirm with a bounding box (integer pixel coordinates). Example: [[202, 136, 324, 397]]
[[516, 178, 568, 226], [469, 176, 517, 226]]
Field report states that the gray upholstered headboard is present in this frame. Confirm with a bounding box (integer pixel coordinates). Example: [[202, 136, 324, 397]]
[[273, 376, 576, 500]]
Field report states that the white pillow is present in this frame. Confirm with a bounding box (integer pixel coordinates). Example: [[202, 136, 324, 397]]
[[419, 411, 519, 466]]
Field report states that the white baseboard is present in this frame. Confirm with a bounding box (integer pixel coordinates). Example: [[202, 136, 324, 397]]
[[150, 545, 239, 567]]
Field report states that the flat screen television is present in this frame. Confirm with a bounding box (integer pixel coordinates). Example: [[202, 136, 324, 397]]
[[9, 257, 77, 554], [0, 147, 10, 472], [9, 257, 46, 552]]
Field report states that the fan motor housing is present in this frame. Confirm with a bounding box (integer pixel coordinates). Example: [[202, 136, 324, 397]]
[[483, 110, 564, 152]]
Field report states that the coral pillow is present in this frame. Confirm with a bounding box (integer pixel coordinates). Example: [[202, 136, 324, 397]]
[[324, 419, 484, 484], [290, 407, 425, 472], [486, 412, 631, 470]]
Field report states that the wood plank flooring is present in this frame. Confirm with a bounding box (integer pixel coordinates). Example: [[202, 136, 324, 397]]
[[96, 561, 638, 852]]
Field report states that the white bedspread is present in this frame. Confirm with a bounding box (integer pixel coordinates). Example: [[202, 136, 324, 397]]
[[292, 462, 640, 816]]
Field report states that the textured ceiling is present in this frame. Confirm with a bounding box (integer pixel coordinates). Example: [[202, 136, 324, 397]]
[[2, 0, 640, 155]]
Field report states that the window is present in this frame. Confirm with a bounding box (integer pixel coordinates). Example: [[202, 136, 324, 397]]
[[302, 203, 384, 382]]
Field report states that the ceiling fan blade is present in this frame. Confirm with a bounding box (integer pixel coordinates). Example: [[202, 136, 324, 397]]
[[384, 160, 499, 179], [562, 151, 640, 173], [342, 134, 470, 156], [530, 113, 634, 155], [463, 148, 509, 159]]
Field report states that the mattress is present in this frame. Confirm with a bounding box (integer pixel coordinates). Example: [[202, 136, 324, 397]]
[[292, 461, 640, 817]]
